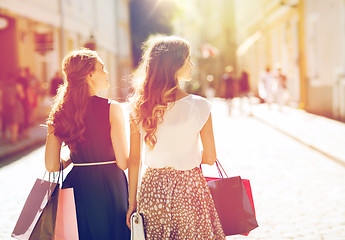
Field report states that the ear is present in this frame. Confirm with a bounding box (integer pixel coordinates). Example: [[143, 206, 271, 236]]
[[87, 72, 94, 83]]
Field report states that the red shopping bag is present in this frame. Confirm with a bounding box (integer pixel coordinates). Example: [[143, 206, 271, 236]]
[[202, 160, 258, 236], [54, 188, 79, 240]]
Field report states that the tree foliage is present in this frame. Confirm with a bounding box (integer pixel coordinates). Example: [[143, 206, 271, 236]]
[[130, 0, 177, 67]]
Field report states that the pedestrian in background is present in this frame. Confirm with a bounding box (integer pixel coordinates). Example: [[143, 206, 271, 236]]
[[259, 66, 276, 106], [126, 36, 225, 239], [239, 70, 250, 97], [50, 71, 64, 96], [274, 65, 289, 110], [45, 49, 130, 239], [220, 65, 237, 115], [238, 70, 252, 115], [16, 69, 30, 135], [2, 72, 24, 144], [24, 68, 41, 125]]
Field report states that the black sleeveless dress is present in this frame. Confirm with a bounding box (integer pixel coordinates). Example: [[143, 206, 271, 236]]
[[62, 96, 130, 240]]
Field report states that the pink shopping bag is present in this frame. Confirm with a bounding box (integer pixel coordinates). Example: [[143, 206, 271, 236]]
[[54, 188, 79, 240]]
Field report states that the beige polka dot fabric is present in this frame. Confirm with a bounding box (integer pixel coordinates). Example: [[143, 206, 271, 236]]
[[137, 167, 225, 239]]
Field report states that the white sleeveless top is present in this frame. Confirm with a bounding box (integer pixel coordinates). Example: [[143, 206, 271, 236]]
[[137, 94, 211, 170]]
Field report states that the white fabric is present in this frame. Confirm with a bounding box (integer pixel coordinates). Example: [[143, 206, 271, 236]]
[[138, 94, 211, 170], [130, 212, 145, 240]]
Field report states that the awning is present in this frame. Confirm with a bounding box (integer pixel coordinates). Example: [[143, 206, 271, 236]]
[[236, 31, 262, 57]]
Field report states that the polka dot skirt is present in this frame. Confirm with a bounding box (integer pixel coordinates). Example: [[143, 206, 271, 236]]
[[137, 167, 226, 240]]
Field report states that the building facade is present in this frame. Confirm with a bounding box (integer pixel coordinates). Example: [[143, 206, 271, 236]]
[[234, 0, 300, 105], [302, 0, 345, 120], [0, 0, 132, 101], [234, 0, 345, 120]]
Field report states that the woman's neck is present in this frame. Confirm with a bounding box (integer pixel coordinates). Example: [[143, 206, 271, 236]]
[[175, 89, 189, 101]]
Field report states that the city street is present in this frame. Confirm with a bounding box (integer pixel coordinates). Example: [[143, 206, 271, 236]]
[[1, 0, 345, 239], [211, 100, 345, 240], [1, 99, 345, 239]]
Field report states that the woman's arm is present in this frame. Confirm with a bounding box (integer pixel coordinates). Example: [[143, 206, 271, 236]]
[[126, 116, 141, 229], [200, 113, 217, 165], [109, 102, 129, 170], [45, 126, 63, 172]]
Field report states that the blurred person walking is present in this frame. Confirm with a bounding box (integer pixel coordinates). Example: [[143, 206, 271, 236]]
[[274, 65, 289, 110], [238, 70, 252, 115], [23, 67, 41, 125], [220, 65, 237, 115], [126, 36, 225, 239], [45, 49, 130, 240], [50, 71, 64, 96], [239, 71, 250, 97], [26, 68, 41, 124], [258, 66, 276, 107], [16, 69, 30, 134], [2, 72, 24, 144]]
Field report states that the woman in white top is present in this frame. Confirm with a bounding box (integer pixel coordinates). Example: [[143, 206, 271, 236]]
[[126, 36, 225, 239]]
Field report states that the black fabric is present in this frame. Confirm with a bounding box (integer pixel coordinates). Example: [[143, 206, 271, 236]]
[[63, 96, 130, 240], [71, 96, 115, 164]]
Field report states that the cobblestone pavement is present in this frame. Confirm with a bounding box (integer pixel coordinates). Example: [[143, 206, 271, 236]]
[[0, 147, 46, 240], [1, 99, 345, 239], [210, 99, 345, 240]]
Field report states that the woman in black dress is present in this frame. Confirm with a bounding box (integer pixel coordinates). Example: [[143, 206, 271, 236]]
[[45, 49, 130, 239]]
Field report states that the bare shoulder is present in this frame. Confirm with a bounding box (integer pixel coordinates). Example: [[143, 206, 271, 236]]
[[109, 100, 126, 121], [108, 99, 120, 105], [109, 100, 123, 111]]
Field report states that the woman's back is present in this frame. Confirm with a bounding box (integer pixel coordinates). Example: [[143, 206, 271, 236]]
[[143, 94, 210, 170], [70, 95, 115, 163], [63, 96, 130, 240], [127, 36, 225, 239], [45, 49, 130, 240]]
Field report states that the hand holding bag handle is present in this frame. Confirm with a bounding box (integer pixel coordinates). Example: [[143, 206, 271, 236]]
[[12, 164, 63, 240], [54, 162, 79, 240], [202, 159, 258, 236], [202, 159, 228, 181], [130, 135, 145, 240], [29, 164, 65, 240]]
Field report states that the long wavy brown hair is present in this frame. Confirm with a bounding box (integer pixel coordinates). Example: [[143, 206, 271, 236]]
[[130, 36, 190, 149], [47, 49, 100, 152]]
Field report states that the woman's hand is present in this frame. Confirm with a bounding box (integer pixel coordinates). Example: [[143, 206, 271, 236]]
[[126, 204, 137, 229]]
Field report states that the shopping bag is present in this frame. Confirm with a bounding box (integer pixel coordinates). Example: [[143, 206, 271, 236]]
[[203, 160, 258, 236], [29, 186, 60, 240], [11, 176, 60, 240], [54, 188, 79, 240], [130, 212, 145, 240]]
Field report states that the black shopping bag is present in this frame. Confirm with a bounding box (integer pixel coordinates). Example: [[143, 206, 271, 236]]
[[12, 174, 60, 240]]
